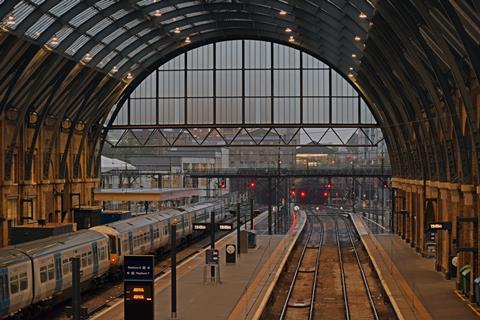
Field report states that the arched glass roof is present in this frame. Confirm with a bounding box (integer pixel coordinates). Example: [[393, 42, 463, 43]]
[[0, 0, 374, 79]]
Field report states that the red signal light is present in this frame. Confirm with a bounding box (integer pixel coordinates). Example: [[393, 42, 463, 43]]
[[300, 191, 306, 198], [323, 191, 329, 197], [249, 181, 256, 188], [290, 190, 296, 196], [326, 183, 332, 189]]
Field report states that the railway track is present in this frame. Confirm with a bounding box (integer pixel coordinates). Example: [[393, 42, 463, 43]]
[[336, 215, 380, 320], [280, 213, 323, 320]]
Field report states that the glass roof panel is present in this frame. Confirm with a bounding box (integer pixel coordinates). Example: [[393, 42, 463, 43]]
[[102, 28, 125, 43], [110, 9, 130, 20], [25, 14, 56, 39], [124, 19, 142, 29], [116, 36, 139, 51], [128, 43, 148, 57], [97, 51, 117, 68], [30, 0, 45, 4], [137, 28, 152, 37], [95, 0, 115, 10], [177, 1, 199, 8], [116, 57, 130, 69], [148, 35, 161, 44], [70, 7, 98, 27], [56, 25, 75, 46], [5, 2, 35, 29], [87, 17, 112, 36], [138, 51, 156, 63], [90, 43, 106, 57], [49, 0, 80, 17], [66, 34, 91, 53], [136, 0, 152, 6]]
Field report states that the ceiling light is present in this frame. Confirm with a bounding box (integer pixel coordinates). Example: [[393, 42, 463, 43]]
[[49, 36, 59, 46], [348, 73, 355, 78], [285, 27, 292, 33], [288, 36, 295, 42], [349, 67, 354, 71], [279, 10, 287, 15], [83, 53, 92, 62], [126, 73, 133, 80], [174, 27, 181, 34], [111, 66, 119, 73], [351, 53, 357, 58], [354, 35, 361, 41], [153, 10, 162, 17], [6, 15, 15, 26], [185, 37, 191, 44], [359, 12, 367, 19]]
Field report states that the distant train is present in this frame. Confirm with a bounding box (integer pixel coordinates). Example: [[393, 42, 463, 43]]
[[0, 201, 224, 318]]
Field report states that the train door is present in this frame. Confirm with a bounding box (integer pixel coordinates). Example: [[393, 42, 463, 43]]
[[91, 243, 99, 276], [0, 269, 9, 315], [54, 253, 63, 294], [149, 225, 154, 251], [181, 215, 185, 239], [128, 232, 133, 254]]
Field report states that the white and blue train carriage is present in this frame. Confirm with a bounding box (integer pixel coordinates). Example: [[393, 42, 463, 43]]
[[0, 249, 32, 318], [0, 230, 110, 318], [15, 230, 110, 305], [91, 209, 180, 267]]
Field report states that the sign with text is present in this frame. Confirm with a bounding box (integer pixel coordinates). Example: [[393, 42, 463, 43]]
[[124, 255, 154, 320], [193, 223, 209, 231], [217, 223, 233, 231], [124, 255, 154, 282], [428, 221, 452, 231], [205, 249, 219, 265]]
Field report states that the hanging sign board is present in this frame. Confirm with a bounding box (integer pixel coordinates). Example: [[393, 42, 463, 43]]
[[193, 223, 209, 231], [428, 221, 452, 231]]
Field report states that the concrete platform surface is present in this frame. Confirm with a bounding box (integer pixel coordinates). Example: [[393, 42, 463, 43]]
[[93, 211, 306, 320], [351, 213, 477, 320]]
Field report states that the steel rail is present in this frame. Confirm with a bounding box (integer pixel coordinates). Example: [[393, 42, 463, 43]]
[[343, 216, 380, 320], [308, 215, 324, 320], [279, 217, 313, 319], [335, 215, 351, 320]]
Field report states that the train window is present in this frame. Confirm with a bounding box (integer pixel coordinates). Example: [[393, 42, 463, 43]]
[[109, 235, 117, 254], [62, 259, 70, 275], [19, 273, 28, 291], [9, 275, 18, 294], [40, 266, 48, 283], [47, 264, 54, 280], [81, 253, 87, 268], [100, 247, 106, 260], [0, 277, 6, 301], [87, 252, 93, 265]]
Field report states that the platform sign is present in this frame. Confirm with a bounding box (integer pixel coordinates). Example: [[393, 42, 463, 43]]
[[428, 221, 452, 231], [193, 223, 209, 231], [217, 223, 233, 231], [124, 255, 154, 320], [226, 244, 236, 264], [205, 249, 219, 265]]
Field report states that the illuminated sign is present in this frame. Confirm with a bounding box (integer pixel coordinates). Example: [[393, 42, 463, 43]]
[[124, 255, 154, 320], [428, 221, 452, 231], [217, 223, 233, 231], [193, 223, 209, 231]]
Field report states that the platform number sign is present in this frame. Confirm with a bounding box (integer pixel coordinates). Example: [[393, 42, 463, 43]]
[[124, 255, 155, 320]]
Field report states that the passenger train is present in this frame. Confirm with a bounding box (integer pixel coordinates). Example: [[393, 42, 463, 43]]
[[0, 201, 224, 318]]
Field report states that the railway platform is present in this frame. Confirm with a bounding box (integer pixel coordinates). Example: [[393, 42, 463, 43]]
[[351, 213, 477, 320], [92, 211, 306, 320]]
